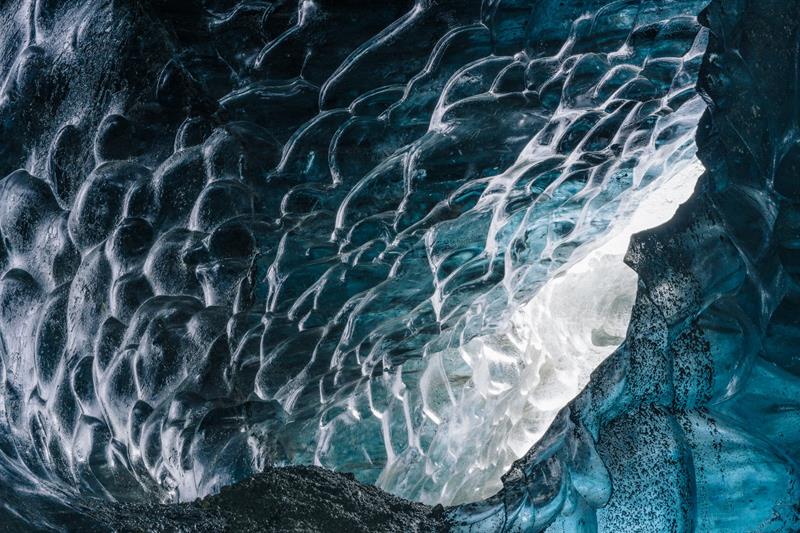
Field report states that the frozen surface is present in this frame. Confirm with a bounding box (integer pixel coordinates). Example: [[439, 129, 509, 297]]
[[6, 0, 798, 531], [379, 157, 704, 505], [0, 1, 710, 516], [447, 1, 800, 531]]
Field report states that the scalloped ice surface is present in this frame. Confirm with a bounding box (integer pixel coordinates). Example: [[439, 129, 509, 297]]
[[445, 1, 800, 531], [0, 0, 713, 526]]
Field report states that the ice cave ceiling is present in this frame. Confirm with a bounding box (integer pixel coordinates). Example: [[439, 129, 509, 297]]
[[0, 0, 797, 531]]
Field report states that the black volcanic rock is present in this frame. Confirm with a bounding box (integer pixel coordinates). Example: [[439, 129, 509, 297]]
[[77, 466, 446, 533]]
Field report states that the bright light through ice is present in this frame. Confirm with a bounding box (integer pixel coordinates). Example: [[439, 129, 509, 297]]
[[377, 157, 705, 506]]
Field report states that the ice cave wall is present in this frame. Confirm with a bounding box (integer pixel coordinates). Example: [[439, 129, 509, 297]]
[[0, 1, 710, 526], [0, 0, 797, 532], [447, 0, 800, 531]]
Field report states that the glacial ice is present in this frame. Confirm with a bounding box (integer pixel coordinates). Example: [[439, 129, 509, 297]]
[[446, 1, 800, 531], [381, 156, 705, 506], [0, 0, 797, 531]]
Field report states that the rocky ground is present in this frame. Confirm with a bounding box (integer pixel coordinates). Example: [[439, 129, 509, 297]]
[[70, 466, 448, 532]]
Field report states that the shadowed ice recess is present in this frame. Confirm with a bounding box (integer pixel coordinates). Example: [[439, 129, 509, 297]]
[[0, 0, 716, 527]]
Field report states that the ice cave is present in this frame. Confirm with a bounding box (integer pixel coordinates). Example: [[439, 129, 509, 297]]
[[0, 0, 797, 531]]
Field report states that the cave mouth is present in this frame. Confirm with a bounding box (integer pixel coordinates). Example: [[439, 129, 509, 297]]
[[378, 156, 705, 506], [312, 13, 710, 506], [313, 14, 711, 507]]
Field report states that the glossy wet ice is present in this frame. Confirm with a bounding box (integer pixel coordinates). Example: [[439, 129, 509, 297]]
[[0, 0, 710, 526]]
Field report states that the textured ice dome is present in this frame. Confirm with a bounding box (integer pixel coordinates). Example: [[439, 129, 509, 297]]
[[0, 0, 715, 523]]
